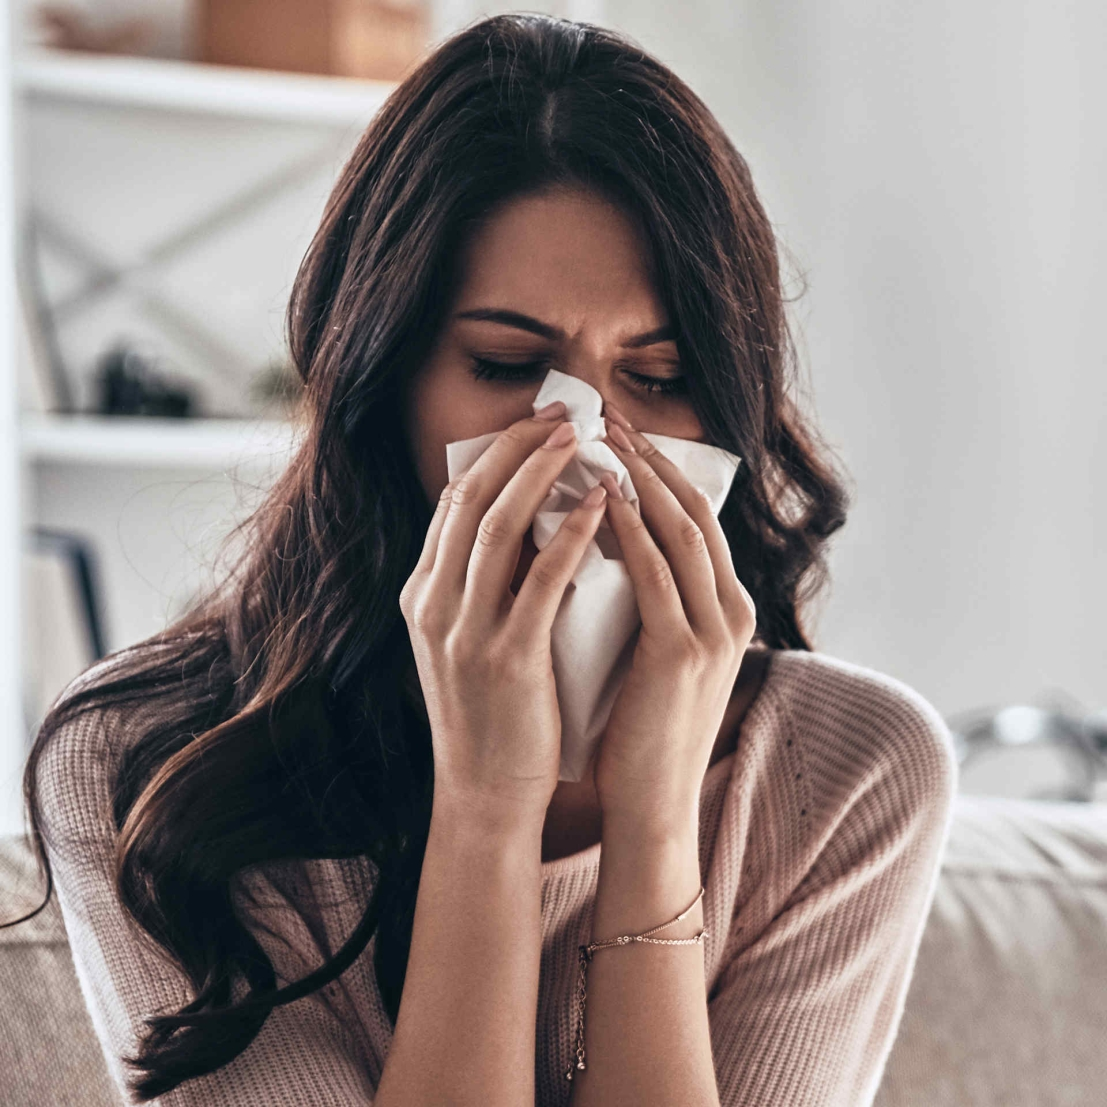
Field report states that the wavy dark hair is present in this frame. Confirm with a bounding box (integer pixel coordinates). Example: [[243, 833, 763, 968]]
[[4, 12, 849, 1101]]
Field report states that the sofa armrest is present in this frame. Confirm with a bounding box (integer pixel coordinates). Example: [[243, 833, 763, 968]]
[[0, 835, 119, 1107], [876, 795, 1107, 1107]]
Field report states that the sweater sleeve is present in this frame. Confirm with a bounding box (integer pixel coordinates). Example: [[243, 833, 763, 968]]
[[706, 671, 957, 1106], [35, 699, 378, 1107]]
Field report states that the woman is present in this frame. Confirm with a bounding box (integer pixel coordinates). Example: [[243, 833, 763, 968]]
[[9, 14, 956, 1107]]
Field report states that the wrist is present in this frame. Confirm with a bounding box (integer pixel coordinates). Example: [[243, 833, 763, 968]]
[[593, 824, 704, 941], [599, 797, 700, 849], [431, 784, 549, 845], [598, 813, 700, 881]]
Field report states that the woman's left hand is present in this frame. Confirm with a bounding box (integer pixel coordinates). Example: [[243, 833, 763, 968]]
[[592, 403, 758, 829]]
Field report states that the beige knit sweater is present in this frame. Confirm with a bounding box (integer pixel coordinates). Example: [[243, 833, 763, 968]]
[[37, 648, 957, 1106]]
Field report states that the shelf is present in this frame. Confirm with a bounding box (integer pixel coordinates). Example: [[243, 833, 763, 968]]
[[20, 414, 302, 468], [14, 48, 397, 125]]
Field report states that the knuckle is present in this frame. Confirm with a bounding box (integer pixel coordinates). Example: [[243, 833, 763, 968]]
[[644, 555, 674, 590], [398, 578, 417, 615], [449, 476, 481, 509], [408, 598, 443, 636], [525, 428, 567, 468], [437, 482, 456, 509], [474, 509, 512, 551], [498, 425, 533, 452], [513, 451, 546, 485], [527, 557, 564, 592], [738, 591, 758, 629], [677, 516, 707, 554], [723, 596, 756, 638], [559, 510, 592, 538], [621, 506, 648, 539], [442, 628, 480, 668]]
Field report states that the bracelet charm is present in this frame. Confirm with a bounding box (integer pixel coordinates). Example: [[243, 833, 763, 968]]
[[564, 886, 707, 1081]]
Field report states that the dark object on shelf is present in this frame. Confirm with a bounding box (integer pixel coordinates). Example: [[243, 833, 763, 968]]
[[196, 0, 427, 81], [23, 528, 107, 734], [34, 4, 155, 54], [29, 528, 107, 661], [93, 345, 195, 417]]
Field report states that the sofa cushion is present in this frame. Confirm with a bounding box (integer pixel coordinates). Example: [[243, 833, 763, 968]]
[[2, 796, 1106, 1106], [876, 795, 1107, 1106], [0, 834, 119, 1107]]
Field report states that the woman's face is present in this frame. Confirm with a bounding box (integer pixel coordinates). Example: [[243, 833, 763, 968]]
[[402, 186, 706, 588]]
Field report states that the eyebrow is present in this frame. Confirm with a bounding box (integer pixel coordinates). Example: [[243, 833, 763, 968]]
[[454, 308, 677, 348]]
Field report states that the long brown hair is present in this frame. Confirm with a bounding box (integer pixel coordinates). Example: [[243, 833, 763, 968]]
[[4, 13, 848, 1100]]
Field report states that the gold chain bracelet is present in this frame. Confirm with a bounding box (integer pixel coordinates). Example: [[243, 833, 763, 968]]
[[565, 885, 707, 1081]]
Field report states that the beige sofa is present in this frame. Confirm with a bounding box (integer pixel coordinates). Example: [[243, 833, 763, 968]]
[[3, 795, 1106, 1106]]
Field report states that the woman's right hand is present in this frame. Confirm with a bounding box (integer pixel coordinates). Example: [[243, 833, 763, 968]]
[[399, 404, 609, 826]]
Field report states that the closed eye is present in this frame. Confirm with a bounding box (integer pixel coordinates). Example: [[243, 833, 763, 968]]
[[468, 357, 688, 397]]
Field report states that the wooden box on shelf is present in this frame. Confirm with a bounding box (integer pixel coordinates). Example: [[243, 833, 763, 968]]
[[195, 0, 426, 81]]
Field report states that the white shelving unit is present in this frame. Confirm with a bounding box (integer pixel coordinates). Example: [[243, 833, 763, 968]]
[[21, 413, 301, 468], [2, 7, 22, 833], [14, 47, 397, 476], [12, 47, 388, 470], [3, 50, 395, 832], [15, 47, 396, 125]]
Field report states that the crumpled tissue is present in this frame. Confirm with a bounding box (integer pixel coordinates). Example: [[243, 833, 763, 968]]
[[445, 368, 742, 782]]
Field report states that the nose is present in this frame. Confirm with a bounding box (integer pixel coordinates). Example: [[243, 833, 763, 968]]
[[548, 349, 620, 416]]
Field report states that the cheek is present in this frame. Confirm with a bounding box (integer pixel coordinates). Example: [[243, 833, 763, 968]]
[[403, 360, 453, 505], [667, 397, 707, 442], [405, 353, 535, 502], [623, 398, 705, 443]]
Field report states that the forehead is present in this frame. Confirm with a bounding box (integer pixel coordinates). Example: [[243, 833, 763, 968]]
[[452, 187, 667, 325]]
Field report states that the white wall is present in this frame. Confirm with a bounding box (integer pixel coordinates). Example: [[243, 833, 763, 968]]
[[10, 0, 1105, 811], [605, 0, 1106, 719]]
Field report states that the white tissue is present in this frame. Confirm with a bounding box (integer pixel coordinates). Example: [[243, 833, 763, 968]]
[[444, 368, 742, 782]]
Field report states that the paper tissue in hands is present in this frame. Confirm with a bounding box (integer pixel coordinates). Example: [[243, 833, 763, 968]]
[[444, 369, 742, 782]]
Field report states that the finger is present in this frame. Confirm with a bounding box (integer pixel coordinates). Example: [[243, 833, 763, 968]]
[[427, 411, 575, 606], [429, 407, 571, 593], [603, 405, 748, 621], [598, 472, 688, 639], [412, 480, 456, 579], [400, 480, 458, 624], [504, 484, 609, 644], [457, 418, 586, 627], [602, 416, 722, 636]]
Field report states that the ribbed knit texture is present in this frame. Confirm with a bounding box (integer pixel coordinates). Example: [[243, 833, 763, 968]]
[[36, 648, 956, 1106]]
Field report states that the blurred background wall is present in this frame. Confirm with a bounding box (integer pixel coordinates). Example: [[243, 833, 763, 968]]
[[602, 0, 1106, 726], [3, 0, 1104, 830]]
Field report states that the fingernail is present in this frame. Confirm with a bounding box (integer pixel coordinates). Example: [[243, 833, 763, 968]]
[[582, 483, 607, 508], [599, 470, 624, 501], [535, 400, 566, 420], [604, 403, 634, 431], [543, 421, 577, 449], [606, 421, 635, 453]]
